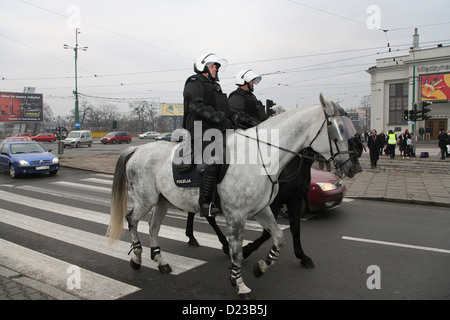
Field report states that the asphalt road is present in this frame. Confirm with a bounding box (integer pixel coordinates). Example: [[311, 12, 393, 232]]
[[0, 165, 449, 301]]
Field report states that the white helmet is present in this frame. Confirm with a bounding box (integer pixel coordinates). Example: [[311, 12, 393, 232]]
[[194, 53, 228, 74], [235, 69, 262, 86]]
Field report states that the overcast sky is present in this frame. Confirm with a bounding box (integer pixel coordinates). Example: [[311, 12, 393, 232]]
[[1, 0, 450, 117]]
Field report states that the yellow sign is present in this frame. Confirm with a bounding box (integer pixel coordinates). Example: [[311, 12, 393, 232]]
[[162, 104, 184, 116]]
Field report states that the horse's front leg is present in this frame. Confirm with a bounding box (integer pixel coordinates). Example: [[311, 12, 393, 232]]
[[149, 199, 172, 274], [226, 218, 254, 300], [185, 212, 200, 247], [252, 206, 285, 278], [288, 198, 314, 268]]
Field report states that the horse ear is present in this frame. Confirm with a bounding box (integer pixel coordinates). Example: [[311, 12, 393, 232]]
[[319, 93, 335, 116]]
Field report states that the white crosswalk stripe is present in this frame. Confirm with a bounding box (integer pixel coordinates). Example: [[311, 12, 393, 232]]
[[0, 174, 290, 299]]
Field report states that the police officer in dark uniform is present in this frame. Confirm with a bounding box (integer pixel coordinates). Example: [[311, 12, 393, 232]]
[[183, 53, 233, 217], [228, 69, 266, 127]]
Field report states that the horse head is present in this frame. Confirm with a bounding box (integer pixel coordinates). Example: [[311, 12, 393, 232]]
[[316, 94, 362, 178]]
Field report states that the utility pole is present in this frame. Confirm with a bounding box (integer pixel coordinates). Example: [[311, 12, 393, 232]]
[[64, 28, 87, 130]]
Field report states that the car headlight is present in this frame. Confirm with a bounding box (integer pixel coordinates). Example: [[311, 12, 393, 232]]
[[316, 182, 337, 191], [52, 157, 59, 164], [19, 160, 30, 166]]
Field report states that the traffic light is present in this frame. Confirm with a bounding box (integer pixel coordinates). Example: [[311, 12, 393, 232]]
[[421, 101, 432, 120], [409, 103, 419, 121], [112, 120, 118, 129], [266, 99, 276, 117], [403, 110, 409, 121]]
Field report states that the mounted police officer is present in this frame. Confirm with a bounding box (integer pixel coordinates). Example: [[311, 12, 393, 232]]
[[183, 53, 233, 217], [228, 69, 266, 127]]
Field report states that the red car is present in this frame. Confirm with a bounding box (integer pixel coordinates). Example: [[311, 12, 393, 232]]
[[30, 133, 56, 142], [307, 168, 346, 212], [101, 131, 132, 144], [280, 168, 346, 217]]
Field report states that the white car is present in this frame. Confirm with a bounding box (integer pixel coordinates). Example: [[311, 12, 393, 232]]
[[138, 131, 160, 139]]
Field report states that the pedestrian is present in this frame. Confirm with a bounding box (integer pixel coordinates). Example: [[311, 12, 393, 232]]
[[386, 130, 397, 159], [447, 130, 450, 157], [438, 129, 449, 160], [425, 125, 431, 140], [378, 130, 386, 156], [399, 129, 412, 159], [367, 129, 381, 169], [419, 126, 424, 141], [182, 53, 233, 217]]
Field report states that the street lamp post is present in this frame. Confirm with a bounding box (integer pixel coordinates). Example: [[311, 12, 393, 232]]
[[64, 28, 87, 129]]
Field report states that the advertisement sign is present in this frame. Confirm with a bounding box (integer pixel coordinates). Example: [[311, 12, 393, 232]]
[[0, 91, 43, 122], [161, 104, 184, 116], [421, 74, 450, 101]]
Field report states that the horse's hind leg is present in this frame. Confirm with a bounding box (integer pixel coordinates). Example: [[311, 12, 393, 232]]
[[226, 218, 254, 300], [252, 207, 285, 278], [126, 207, 149, 270], [149, 198, 172, 274]]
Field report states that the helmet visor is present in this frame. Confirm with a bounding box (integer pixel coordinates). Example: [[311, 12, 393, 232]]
[[202, 54, 228, 72]]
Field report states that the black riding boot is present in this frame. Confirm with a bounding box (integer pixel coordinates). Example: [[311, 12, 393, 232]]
[[199, 168, 220, 217]]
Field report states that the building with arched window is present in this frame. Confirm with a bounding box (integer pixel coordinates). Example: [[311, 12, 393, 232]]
[[367, 29, 450, 140]]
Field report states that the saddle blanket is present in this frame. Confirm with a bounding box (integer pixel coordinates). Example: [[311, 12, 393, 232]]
[[172, 164, 202, 188]]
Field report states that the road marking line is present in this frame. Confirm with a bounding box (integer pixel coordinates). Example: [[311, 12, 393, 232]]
[[52, 181, 111, 193], [0, 208, 206, 275], [81, 177, 113, 185], [342, 236, 450, 254], [0, 239, 140, 300]]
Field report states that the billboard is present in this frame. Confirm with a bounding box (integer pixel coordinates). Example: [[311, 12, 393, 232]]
[[0, 91, 43, 122], [421, 74, 450, 101], [161, 104, 183, 116]]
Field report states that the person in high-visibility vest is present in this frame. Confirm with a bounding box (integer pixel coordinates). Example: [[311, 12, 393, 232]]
[[386, 130, 397, 159]]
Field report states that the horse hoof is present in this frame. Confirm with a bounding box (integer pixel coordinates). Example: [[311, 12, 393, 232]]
[[188, 239, 200, 248], [130, 259, 141, 271], [158, 264, 172, 274], [253, 262, 264, 278], [239, 292, 255, 300], [301, 259, 315, 269]]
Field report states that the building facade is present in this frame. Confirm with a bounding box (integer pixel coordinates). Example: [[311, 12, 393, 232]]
[[367, 30, 450, 140]]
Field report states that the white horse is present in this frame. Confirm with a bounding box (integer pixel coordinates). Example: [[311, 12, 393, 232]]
[[107, 94, 361, 299]]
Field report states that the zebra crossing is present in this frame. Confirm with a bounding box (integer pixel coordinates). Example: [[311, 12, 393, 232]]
[[0, 173, 289, 300]]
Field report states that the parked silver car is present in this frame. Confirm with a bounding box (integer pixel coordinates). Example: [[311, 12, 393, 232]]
[[138, 131, 160, 139], [63, 130, 93, 148]]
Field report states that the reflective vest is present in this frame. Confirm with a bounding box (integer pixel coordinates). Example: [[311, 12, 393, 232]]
[[388, 133, 397, 145]]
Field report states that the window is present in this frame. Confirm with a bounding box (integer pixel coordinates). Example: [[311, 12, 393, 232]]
[[389, 82, 408, 124]]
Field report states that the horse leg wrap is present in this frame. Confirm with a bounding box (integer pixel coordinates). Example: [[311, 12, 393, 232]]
[[128, 241, 142, 270], [150, 246, 161, 260], [265, 245, 280, 266], [230, 264, 241, 287], [128, 241, 142, 255]]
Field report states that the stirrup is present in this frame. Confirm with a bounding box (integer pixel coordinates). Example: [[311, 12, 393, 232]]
[[200, 202, 220, 217]]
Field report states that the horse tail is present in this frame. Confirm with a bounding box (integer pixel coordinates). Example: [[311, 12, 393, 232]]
[[107, 146, 137, 243]]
